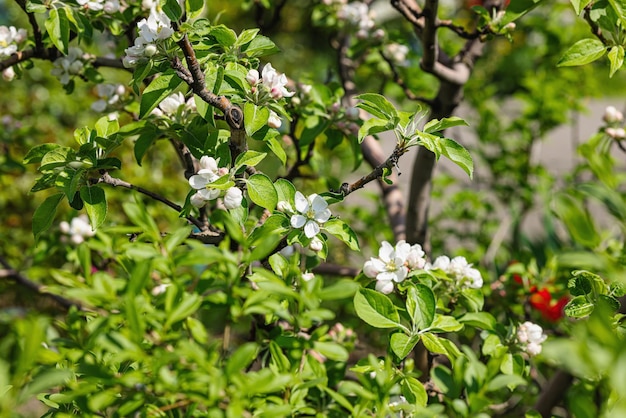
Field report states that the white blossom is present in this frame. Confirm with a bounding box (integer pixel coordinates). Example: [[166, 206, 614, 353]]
[[0, 26, 28, 58], [302, 272, 315, 282], [384, 43, 410, 66], [406, 243, 426, 270], [604, 106, 623, 124], [189, 156, 222, 205], [426, 255, 483, 289], [606, 127, 626, 139], [91, 83, 125, 112], [77, 0, 105, 11], [2, 66, 15, 81], [59, 215, 95, 244], [151, 283, 170, 296], [309, 236, 324, 252], [223, 187, 243, 209], [517, 321, 547, 356], [363, 241, 411, 294], [252, 63, 294, 99], [152, 92, 195, 117], [290, 192, 331, 238], [50, 47, 84, 85], [123, 8, 173, 67], [268, 110, 282, 129]]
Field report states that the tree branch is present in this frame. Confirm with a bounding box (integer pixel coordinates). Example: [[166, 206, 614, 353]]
[[339, 145, 407, 196], [0, 255, 82, 311], [174, 35, 247, 165], [93, 171, 205, 230]]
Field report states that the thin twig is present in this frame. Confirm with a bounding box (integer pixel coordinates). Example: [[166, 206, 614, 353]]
[[339, 145, 407, 197], [93, 172, 205, 230]]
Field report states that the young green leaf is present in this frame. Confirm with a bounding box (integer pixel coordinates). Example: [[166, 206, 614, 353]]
[[247, 173, 278, 210], [406, 284, 436, 330], [32, 193, 64, 240], [353, 288, 402, 329], [564, 295, 595, 318], [235, 150, 267, 171], [440, 137, 474, 179], [80, 185, 107, 230], [323, 218, 360, 251], [557, 38, 606, 67], [45, 8, 70, 55], [423, 116, 469, 134], [390, 332, 420, 359], [139, 70, 184, 119], [355, 93, 398, 120], [608, 45, 624, 77], [244, 103, 270, 137], [401, 376, 428, 407]]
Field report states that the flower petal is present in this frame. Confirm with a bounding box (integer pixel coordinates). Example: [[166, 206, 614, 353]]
[[294, 191, 308, 213], [304, 220, 320, 238], [291, 214, 306, 229]]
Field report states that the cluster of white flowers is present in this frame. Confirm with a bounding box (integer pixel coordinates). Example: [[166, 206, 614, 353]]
[[77, 0, 120, 13], [363, 241, 427, 294], [60, 215, 96, 245], [123, 7, 173, 67], [91, 84, 125, 112], [337, 2, 380, 40], [384, 43, 410, 66], [278, 192, 331, 240], [246, 63, 295, 100], [426, 255, 483, 289], [50, 47, 85, 85], [0, 25, 27, 58], [151, 91, 196, 117], [189, 156, 243, 209], [516, 321, 547, 356]]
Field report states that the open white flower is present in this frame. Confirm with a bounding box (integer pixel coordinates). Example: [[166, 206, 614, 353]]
[[268, 110, 282, 129], [426, 255, 483, 289], [363, 241, 411, 294], [260, 63, 294, 99], [188, 156, 222, 205], [290, 192, 331, 238], [50, 47, 84, 85], [0, 26, 27, 58], [123, 7, 173, 67]]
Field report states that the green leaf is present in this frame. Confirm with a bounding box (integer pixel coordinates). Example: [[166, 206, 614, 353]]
[[358, 117, 394, 143], [40, 146, 73, 171], [564, 295, 595, 318], [210, 25, 237, 47], [235, 150, 267, 172], [608, 0, 626, 28], [163, 0, 183, 21], [274, 178, 296, 204], [355, 93, 398, 120], [45, 8, 70, 55], [23, 144, 61, 164], [486, 374, 527, 392], [323, 218, 360, 251], [226, 342, 259, 376], [244, 102, 270, 137], [165, 291, 202, 328], [139, 70, 184, 119], [401, 376, 428, 407], [80, 185, 107, 230], [313, 341, 349, 361], [440, 137, 474, 179], [430, 315, 463, 333], [241, 35, 280, 58], [557, 38, 606, 67], [265, 135, 287, 165], [32, 193, 64, 240], [423, 116, 468, 134], [570, 0, 592, 15], [95, 116, 119, 138], [457, 312, 496, 330], [552, 193, 600, 248], [608, 45, 624, 77], [390, 333, 420, 359], [406, 284, 435, 330], [421, 332, 452, 356], [353, 288, 402, 329], [247, 173, 278, 210], [186, 0, 204, 18]]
